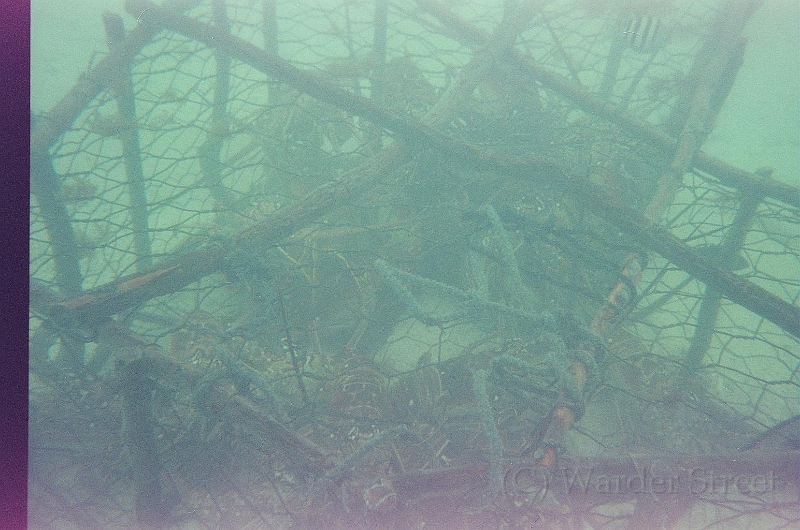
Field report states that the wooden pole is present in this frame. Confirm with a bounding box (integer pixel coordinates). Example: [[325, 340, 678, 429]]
[[104, 12, 153, 269], [199, 0, 238, 209], [414, 0, 797, 207], [48, 1, 798, 339], [30, 2, 187, 153]]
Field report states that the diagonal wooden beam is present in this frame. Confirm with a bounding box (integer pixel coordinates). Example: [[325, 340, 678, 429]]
[[47, 1, 797, 339], [47, 0, 537, 329], [415, 0, 798, 207]]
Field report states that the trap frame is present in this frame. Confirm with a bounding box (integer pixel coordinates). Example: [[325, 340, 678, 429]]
[[30, 0, 798, 528]]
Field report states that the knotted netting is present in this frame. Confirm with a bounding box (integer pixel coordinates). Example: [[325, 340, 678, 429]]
[[30, 1, 798, 528]]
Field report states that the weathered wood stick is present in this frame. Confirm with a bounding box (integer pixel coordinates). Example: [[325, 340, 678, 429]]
[[415, 0, 798, 207], [47, 2, 797, 339]]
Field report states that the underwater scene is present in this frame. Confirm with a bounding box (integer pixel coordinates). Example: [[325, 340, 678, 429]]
[[30, 0, 798, 528]]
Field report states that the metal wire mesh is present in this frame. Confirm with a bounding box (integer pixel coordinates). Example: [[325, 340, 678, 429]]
[[30, 1, 798, 529]]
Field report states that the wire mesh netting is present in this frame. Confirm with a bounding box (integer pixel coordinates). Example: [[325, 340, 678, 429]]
[[30, 0, 798, 529]]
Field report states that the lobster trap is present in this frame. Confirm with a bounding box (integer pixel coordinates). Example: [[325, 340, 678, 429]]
[[29, 0, 798, 528]]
